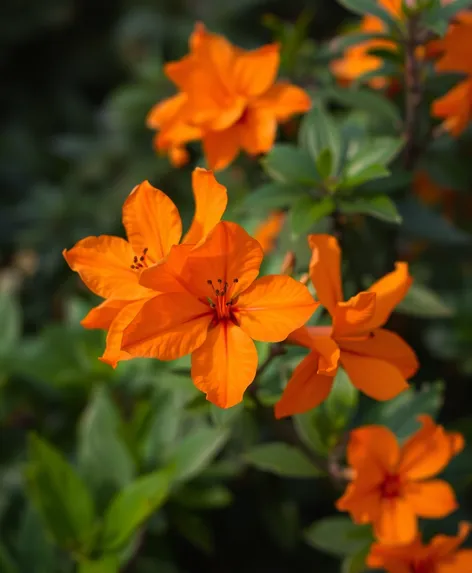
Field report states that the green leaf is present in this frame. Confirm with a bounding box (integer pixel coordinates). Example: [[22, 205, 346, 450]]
[[324, 367, 359, 431], [101, 469, 170, 552], [244, 183, 310, 211], [422, 0, 472, 36], [170, 426, 229, 482], [25, 435, 96, 554], [78, 387, 135, 508], [291, 196, 335, 235], [15, 504, 55, 573], [341, 546, 370, 573], [210, 402, 243, 427], [173, 484, 233, 509], [398, 196, 471, 245], [171, 510, 214, 554], [299, 104, 343, 176], [396, 282, 454, 318], [341, 164, 390, 189], [345, 137, 403, 172], [0, 290, 21, 359], [337, 0, 399, 29], [362, 381, 444, 439], [316, 148, 334, 179], [245, 442, 324, 478], [78, 556, 118, 573], [0, 543, 19, 573], [338, 195, 402, 223], [304, 516, 373, 557], [262, 144, 320, 184], [322, 86, 402, 128]]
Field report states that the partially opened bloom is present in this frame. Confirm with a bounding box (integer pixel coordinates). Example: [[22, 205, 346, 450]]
[[147, 23, 311, 171], [337, 416, 464, 545], [120, 221, 318, 408], [275, 234, 418, 418], [367, 522, 472, 573], [63, 168, 227, 365]]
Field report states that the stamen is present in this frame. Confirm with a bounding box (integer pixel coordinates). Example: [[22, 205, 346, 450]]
[[233, 278, 239, 283], [133, 256, 138, 263]]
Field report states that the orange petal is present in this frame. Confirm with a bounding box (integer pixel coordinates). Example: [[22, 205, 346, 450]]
[[432, 80, 472, 137], [430, 522, 471, 558], [122, 181, 182, 263], [333, 292, 376, 338], [336, 484, 383, 526], [239, 107, 277, 155], [191, 321, 258, 408], [274, 352, 335, 418], [139, 244, 194, 293], [398, 415, 464, 480], [63, 236, 150, 300], [165, 55, 196, 92], [231, 44, 279, 97], [404, 479, 458, 518], [236, 275, 318, 342], [441, 551, 472, 572], [366, 262, 412, 330], [257, 82, 312, 121], [81, 299, 128, 330], [182, 168, 228, 245], [374, 498, 417, 545], [121, 292, 212, 360], [340, 351, 409, 401], [146, 93, 188, 129], [169, 145, 190, 167], [183, 221, 263, 300], [99, 297, 153, 368], [308, 234, 343, 315], [367, 539, 422, 572], [347, 426, 400, 473], [202, 128, 241, 171], [340, 328, 419, 379]]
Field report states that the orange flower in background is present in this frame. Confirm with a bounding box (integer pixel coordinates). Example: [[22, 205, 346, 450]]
[[367, 522, 472, 572], [147, 23, 312, 171], [331, 0, 401, 88], [275, 234, 418, 419], [253, 211, 285, 254], [432, 12, 472, 136], [63, 168, 227, 365], [120, 221, 318, 408], [337, 416, 464, 545]]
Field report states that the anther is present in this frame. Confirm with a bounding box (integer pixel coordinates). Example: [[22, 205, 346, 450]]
[[130, 265, 136, 269], [139, 256, 145, 261], [133, 256, 138, 263], [215, 289, 220, 296], [143, 247, 148, 254], [207, 279, 213, 285], [233, 278, 239, 283]]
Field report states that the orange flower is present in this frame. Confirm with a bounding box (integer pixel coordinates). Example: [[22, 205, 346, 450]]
[[367, 522, 472, 572], [337, 416, 464, 545], [432, 12, 472, 136], [63, 168, 227, 365], [253, 211, 285, 254], [120, 221, 318, 408], [275, 234, 418, 418], [147, 23, 311, 171]]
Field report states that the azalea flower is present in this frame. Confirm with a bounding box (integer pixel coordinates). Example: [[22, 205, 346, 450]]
[[367, 522, 472, 572], [336, 416, 464, 544], [275, 234, 418, 419], [63, 168, 227, 365], [147, 22, 311, 170], [253, 211, 285, 254], [120, 221, 318, 408]]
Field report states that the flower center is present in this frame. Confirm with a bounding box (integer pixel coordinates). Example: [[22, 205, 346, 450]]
[[206, 278, 239, 324], [412, 559, 435, 573], [381, 474, 402, 499], [130, 247, 155, 271]]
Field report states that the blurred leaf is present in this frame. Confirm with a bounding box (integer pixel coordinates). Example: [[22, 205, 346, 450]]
[[339, 195, 402, 223], [291, 195, 336, 235], [337, 0, 398, 29], [171, 511, 214, 554], [173, 484, 233, 510], [210, 402, 243, 427], [78, 387, 135, 508], [344, 137, 403, 176], [244, 183, 310, 211], [15, 504, 55, 573], [26, 435, 96, 554], [398, 196, 471, 244], [340, 164, 390, 189], [170, 427, 229, 482], [0, 543, 19, 573], [78, 557, 118, 573], [341, 546, 370, 573], [396, 283, 454, 318], [0, 291, 21, 360], [304, 516, 373, 557], [363, 382, 444, 439], [322, 86, 402, 128], [101, 469, 170, 552], [262, 144, 320, 184], [299, 104, 343, 176], [245, 442, 324, 477], [422, 0, 472, 35], [262, 500, 300, 552], [316, 148, 334, 180], [325, 367, 359, 431]]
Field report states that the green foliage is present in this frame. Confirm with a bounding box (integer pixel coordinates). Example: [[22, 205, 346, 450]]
[[304, 516, 373, 557], [245, 442, 325, 477]]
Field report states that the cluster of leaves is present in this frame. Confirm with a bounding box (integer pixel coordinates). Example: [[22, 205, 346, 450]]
[[1, 0, 472, 572]]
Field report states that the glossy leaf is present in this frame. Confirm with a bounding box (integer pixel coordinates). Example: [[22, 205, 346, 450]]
[[304, 516, 373, 557], [291, 195, 336, 235], [262, 144, 320, 184], [339, 195, 402, 223], [245, 442, 324, 477], [244, 183, 310, 211]]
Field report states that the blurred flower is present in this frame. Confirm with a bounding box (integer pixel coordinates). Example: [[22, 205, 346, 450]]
[[432, 12, 472, 136], [121, 221, 318, 408], [63, 168, 227, 366], [148, 23, 311, 170], [337, 416, 464, 545], [275, 234, 418, 418], [253, 211, 285, 253], [367, 522, 472, 572]]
